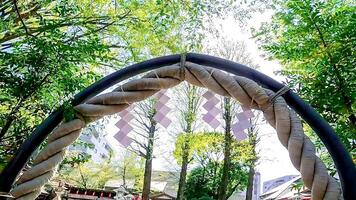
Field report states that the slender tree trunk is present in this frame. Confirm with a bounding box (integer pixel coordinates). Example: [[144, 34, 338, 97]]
[[246, 119, 258, 200], [122, 165, 126, 187], [176, 85, 200, 199], [245, 166, 255, 200], [218, 132, 232, 200], [218, 97, 232, 200], [177, 138, 190, 200], [0, 97, 24, 140], [142, 126, 155, 200]]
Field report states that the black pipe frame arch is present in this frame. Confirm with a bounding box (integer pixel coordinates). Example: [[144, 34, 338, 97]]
[[0, 53, 355, 199]]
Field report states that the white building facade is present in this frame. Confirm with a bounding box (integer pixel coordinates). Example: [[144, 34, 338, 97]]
[[69, 128, 112, 163]]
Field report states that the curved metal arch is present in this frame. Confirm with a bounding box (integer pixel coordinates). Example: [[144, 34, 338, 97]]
[[0, 53, 354, 199]]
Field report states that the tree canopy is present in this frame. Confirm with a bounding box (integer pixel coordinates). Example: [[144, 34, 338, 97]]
[[254, 0, 356, 166], [0, 0, 230, 169], [177, 132, 253, 199]]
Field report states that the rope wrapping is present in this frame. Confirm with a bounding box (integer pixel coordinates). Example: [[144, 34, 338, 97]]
[[9, 62, 342, 199]]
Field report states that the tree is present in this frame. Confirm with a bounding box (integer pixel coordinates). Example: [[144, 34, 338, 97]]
[[183, 132, 253, 200], [204, 31, 259, 200], [245, 115, 260, 200], [116, 151, 145, 191], [0, 0, 218, 169], [174, 132, 222, 200], [173, 84, 202, 200], [218, 97, 240, 200], [58, 154, 117, 189], [254, 0, 356, 168], [128, 99, 158, 200]]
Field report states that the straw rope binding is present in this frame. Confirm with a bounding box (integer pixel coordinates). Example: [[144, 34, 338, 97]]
[[10, 62, 342, 200]]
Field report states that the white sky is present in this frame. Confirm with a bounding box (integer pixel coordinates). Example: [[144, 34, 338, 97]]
[[103, 10, 299, 186], [213, 12, 300, 182]]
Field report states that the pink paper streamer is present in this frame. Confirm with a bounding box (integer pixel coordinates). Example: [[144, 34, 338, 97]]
[[114, 131, 128, 141], [203, 101, 216, 110], [209, 106, 220, 116], [202, 90, 221, 129], [209, 118, 220, 129], [203, 91, 214, 99], [156, 103, 171, 115], [203, 113, 215, 123], [154, 112, 165, 122], [159, 117, 172, 128], [119, 136, 133, 147], [232, 120, 252, 132], [233, 131, 248, 141]]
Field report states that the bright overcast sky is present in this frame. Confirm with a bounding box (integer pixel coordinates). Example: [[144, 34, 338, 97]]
[[214, 12, 300, 182], [104, 10, 300, 185]]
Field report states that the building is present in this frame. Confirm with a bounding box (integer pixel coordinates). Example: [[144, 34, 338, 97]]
[[151, 192, 176, 200], [260, 176, 311, 200], [263, 175, 298, 193], [69, 127, 113, 163]]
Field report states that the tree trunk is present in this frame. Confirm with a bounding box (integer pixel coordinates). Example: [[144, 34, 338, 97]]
[[245, 166, 255, 200], [176, 138, 190, 200], [0, 96, 24, 140], [218, 97, 232, 200], [142, 127, 155, 200], [218, 132, 232, 200]]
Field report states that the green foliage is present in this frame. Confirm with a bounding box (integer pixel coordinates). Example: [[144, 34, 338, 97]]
[[254, 0, 356, 168], [117, 151, 145, 191], [291, 179, 304, 194], [173, 132, 253, 199], [0, 0, 228, 169], [58, 156, 117, 189], [186, 165, 219, 199], [173, 132, 219, 164], [174, 131, 255, 166], [185, 157, 250, 199]]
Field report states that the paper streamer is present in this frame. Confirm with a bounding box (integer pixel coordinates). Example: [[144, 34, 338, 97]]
[[232, 106, 255, 141], [114, 105, 134, 147], [202, 91, 221, 129], [154, 91, 172, 128]]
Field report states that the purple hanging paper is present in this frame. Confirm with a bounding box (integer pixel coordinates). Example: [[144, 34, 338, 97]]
[[119, 109, 129, 117], [114, 131, 128, 142], [203, 113, 215, 123], [202, 90, 221, 129], [154, 91, 172, 128], [155, 90, 167, 98], [158, 93, 170, 103], [244, 110, 254, 118], [156, 103, 171, 115], [209, 106, 220, 116], [203, 91, 214, 99], [121, 113, 134, 122], [210, 96, 219, 104], [209, 118, 220, 129], [120, 123, 133, 133], [115, 119, 127, 128], [233, 131, 248, 141], [203, 101, 216, 110], [159, 117, 172, 128], [118, 105, 133, 117], [119, 136, 133, 147], [232, 105, 255, 141], [236, 112, 249, 121], [153, 112, 165, 122], [232, 120, 252, 132]]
